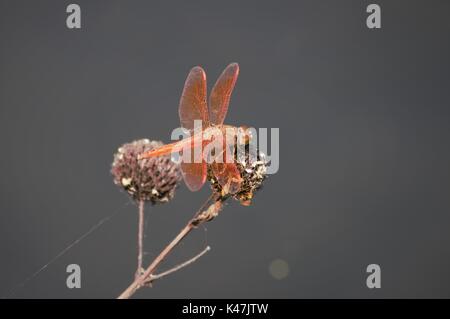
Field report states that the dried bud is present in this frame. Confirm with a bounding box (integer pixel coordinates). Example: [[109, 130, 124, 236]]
[[208, 147, 267, 206], [111, 139, 181, 204]]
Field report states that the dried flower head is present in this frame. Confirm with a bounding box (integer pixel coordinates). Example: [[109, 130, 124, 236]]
[[208, 147, 267, 206], [111, 139, 181, 204]]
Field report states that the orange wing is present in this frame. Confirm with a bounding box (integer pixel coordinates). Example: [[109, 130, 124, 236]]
[[209, 63, 239, 125], [139, 135, 207, 191], [181, 161, 207, 191], [179, 66, 209, 131], [178, 67, 210, 191], [179, 133, 208, 191]]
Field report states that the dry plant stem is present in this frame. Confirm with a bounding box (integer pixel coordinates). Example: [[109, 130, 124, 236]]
[[136, 199, 145, 277], [149, 245, 210, 282], [118, 194, 221, 299], [118, 218, 197, 299]]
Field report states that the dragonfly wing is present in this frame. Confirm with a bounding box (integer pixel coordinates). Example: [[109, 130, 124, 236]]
[[209, 63, 239, 125], [181, 161, 207, 191], [179, 66, 209, 131], [178, 136, 207, 191]]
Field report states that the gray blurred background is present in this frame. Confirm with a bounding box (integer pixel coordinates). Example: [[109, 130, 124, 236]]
[[1, 0, 449, 298]]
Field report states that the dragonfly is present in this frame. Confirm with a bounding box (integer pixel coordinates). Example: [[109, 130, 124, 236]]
[[139, 63, 251, 196]]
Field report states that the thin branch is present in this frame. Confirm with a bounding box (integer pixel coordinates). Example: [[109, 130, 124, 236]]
[[117, 194, 223, 299], [136, 199, 145, 278], [118, 219, 195, 298], [148, 246, 211, 283]]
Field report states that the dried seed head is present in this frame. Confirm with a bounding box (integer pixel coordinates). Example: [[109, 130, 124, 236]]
[[208, 147, 267, 206], [111, 139, 181, 204]]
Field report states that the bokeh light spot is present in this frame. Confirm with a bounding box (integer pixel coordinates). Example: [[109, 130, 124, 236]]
[[269, 258, 289, 280]]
